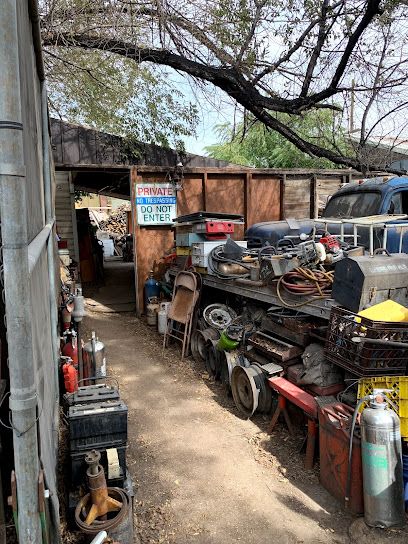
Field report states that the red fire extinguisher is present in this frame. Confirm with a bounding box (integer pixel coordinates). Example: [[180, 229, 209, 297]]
[[62, 358, 78, 393], [62, 331, 79, 365]]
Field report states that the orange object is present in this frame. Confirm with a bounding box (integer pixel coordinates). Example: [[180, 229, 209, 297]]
[[62, 333, 79, 365], [63, 360, 78, 393]]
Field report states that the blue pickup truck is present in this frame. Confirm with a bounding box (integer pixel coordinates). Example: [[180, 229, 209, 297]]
[[246, 176, 408, 252]]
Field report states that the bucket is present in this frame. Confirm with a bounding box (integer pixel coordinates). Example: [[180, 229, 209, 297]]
[[403, 454, 408, 511], [217, 331, 239, 351]]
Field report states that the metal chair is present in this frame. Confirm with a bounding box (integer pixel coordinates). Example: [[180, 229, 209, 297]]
[[163, 271, 200, 360]]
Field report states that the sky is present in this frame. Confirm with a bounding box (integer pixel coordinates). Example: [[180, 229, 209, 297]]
[[166, 70, 237, 156]]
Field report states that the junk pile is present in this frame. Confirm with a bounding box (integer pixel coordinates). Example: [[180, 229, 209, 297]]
[[156, 212, 408, 529], [59, 280, 134, 542], [99, 204, 131, 236], [97, 205, 133, 261]]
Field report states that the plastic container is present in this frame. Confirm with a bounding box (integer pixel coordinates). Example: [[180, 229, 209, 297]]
[[358, 376, 408, 440], [102, 239, 114, 257], [217, 331, 239, 351], [325, 306, 408, 376]]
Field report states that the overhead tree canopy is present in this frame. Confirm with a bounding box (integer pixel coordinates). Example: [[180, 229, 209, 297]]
[[206, 110, 350, 168], [40, 0, 408, 172]]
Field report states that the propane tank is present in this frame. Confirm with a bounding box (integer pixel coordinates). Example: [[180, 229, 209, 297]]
[[157, 302, 171, 334], [146, 297, 160, 326], [72, 287, 85, 323], [144, 271, 160, 312], [62, 330, 79, 365], [62, 357, 78, 393], [361, 391, 405, 528], [82, 332, 106, 382]]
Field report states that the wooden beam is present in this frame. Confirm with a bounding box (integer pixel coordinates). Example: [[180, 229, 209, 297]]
[[244, 172, 251, 229], [310, 174, 317, 219], [202, 171, 207, 211], [130, 166, 140, 316], [279, 174, 286, 220]]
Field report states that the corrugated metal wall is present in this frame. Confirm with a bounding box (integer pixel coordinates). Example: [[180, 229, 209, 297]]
[[0, 2, 59, 539]]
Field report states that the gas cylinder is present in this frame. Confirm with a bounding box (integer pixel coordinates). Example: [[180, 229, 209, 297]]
[[62, 331, 79, 365], [157, 302, 171, 334], [63, 359, 78, 393], [83, 331, 106, 382], [146, 298, 160, 326], [361, 392, 405, 528], [144, 271, 160, 312]]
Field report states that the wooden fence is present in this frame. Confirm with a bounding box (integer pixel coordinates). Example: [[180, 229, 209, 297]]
[[131, 166, 356, 312]]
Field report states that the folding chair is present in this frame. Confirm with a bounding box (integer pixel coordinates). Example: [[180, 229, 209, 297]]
[[163, 271, 200, 360]]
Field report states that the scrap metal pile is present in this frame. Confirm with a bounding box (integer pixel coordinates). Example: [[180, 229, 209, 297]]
[[154, 211, 408, 528]]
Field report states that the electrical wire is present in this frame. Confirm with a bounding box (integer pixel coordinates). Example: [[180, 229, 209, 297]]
[[276, 267, 334, 308]]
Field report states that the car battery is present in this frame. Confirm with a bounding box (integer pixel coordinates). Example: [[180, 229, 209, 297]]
[[68, 399, 128, 452], [69, 445, 127, 488], [192, 240, 247, 268], [62, 384, 120, 414]]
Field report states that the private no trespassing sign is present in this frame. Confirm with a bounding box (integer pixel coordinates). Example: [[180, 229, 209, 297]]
[[136, 183, 177, 225]]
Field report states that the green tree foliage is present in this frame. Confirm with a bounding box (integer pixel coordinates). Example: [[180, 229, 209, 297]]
[[45, 47, 198, 148], [206, 111, 350, 168]]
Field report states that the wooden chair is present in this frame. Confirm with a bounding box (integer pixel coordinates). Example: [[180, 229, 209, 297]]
[[163, 271, 200, 360]]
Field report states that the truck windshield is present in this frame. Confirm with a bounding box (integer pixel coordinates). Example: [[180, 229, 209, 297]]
[[322, 191, 382, 219]]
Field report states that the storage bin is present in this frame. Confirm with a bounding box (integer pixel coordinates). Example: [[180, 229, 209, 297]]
[[325, 306, 408, 376]]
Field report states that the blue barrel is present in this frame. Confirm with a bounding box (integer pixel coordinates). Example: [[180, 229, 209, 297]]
[[403, 454, 408, 512], [144, 271, 160, 311]]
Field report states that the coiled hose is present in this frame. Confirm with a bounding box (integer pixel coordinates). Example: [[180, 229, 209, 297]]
[[207, 245, 252, 280], [277, 267, 334, 308]]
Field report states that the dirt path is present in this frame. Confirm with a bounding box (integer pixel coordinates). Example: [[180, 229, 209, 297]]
[[81, 262, 407, 544]]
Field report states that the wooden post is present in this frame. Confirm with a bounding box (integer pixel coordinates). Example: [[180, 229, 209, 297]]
[[310, 174, 317, 219], [202, 171, 207, 211], [279, 174, 286, 220], [130, 166, 140, 316], [244, 172, 251, 229]]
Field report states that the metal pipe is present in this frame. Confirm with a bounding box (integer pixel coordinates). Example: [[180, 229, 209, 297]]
[[0, 2, 41, 541], [90, 531, 108, 544], [41, 84, 60, 392], [41, 82, 61, 543], [28, 220, 55, 273], [27, 0, 45, 81], [369, 225, 374, 256]]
